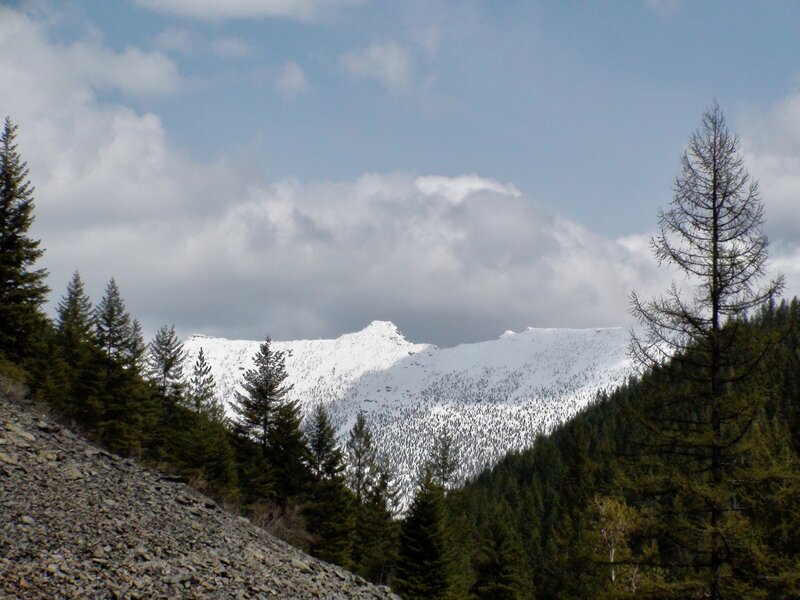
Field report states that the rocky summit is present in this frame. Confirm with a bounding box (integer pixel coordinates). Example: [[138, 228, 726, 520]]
[[0, 387, 398, 599]]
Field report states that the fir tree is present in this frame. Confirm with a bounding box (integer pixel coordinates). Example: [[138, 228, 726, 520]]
[[395, 467, 454, 600], [430, 430, 458, 490], [126, 319, 147, 375], [305, 404, 355, 566], [232, 336, 309, 503], [342, 414, 400, 583], [0, 117, 49, 363], [54, 271, 97, 416], [188, 347, 225, 421], [232, 337, 292, 456], [268, 399, 310, 500], [357, 460, 399, 585], [146, 324, 186, 402], [94, 278, 132, 361], [469, 513, 526, 600], [55, 271, 94, 356], [346, 410, 378, 508]]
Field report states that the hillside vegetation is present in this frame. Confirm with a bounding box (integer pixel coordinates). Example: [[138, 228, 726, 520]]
[[441, 299, 800, 598]]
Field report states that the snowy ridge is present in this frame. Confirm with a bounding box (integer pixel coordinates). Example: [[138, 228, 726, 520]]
[[184, 321, 634, 506]]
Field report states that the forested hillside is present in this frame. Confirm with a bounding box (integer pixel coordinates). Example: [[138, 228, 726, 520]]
[[439, 299, 800, 598]]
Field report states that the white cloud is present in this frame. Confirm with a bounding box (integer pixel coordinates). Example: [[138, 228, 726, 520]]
[[415, 175, 520, 204], [154, 27, 193, 55], [274, 61, 309, 99], [211, 36, 250, 58], [341, 41, 413, 91], [12, 5, 784, 347], [66, 42, 181, 97], [740, 93, 800, 244], [0, 7, 181, 100], [738, 93, 800, 300], [134, 0, 363, 21], [412, 26, 441, 57]]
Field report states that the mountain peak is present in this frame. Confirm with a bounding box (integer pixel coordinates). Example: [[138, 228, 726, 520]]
[[359, 320, 403, 338]]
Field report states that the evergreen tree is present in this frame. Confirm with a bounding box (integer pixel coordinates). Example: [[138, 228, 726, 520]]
[[94, 278, 132, 361], [55, 271, 94, 356], [232, 337, 309, 503], [430, 430, 458, 490], [469, 512, 526, 600], [188, 347, 225, 421], [395, 467, 454, 600], [146, 324, 186, 403], [232, 337, 292, 456], [126, 319, 147, 375], [268, 399, 310, 500], [0, 117, 49, 363], [54, 271, 97, 416], [305, 404, 355, 566], [342, 411, 400, 582], [357, 460, 399, 585], [346, 410, 378, 508], [629, 102, 786, 598]]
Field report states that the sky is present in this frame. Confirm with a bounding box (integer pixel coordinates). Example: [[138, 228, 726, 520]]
[[1, 0, 799, 346]]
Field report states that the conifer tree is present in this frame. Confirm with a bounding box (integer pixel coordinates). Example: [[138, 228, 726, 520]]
[[357, 460, 399, 585], [346, 410, 378, 508], [232, 337, 310, 503], [54, 271, 98, 416], [188, 347, 225, 421], [395, 467, 454, 600], [0, 117, 49, 363], [95, 278, 132, 361], [430, 430, 458, 490], [269, 399, 310, 500], [126, 319, 147, 375], [56, 271, 94, 354], [232, 337, 292, 456], [629, 102, 786, 598], [146, 324, 186, 402], [305, 404, 355, 566], [343, 413, 401, 583], [469, 512, 526, 600]]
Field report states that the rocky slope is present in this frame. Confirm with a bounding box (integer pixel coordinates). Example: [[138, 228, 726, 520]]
[[0, 385, 398, 600], [185, 321, 634, 505]]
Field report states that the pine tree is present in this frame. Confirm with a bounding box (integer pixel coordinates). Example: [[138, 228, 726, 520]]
[[357, 460, 399, 585], [430, 430, 458, 490], [629, 102, 786, 598], [126, 319, 147, 375], [305, 404, 355, 566], [232, 337, 309, 503], [232, 337, 292, 456], [0, 117, 49, 363], [94, 278, 132, 361], [469, 512, 526, 600], [346, 410, 378, 508], [268, 399, 310, 500], [146, 324, 186, 403], [56, 271, 94, 356], [395, 467, 454, 600], [54, 271, 97, 416], [188, 347, 225, 421]]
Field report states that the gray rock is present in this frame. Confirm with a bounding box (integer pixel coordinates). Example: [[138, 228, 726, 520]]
[[0, 390, 397, 599]]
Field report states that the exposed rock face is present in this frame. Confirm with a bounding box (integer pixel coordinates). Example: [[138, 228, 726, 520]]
[[0, 391, 398, 599]]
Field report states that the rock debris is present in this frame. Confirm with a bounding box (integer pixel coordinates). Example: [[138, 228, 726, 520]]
[[0, 393, 399, 599]]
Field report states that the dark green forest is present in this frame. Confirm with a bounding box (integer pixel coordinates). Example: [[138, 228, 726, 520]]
[[2, 101, 799, 600]]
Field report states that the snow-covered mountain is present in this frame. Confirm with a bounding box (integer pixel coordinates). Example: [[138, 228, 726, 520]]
[[184, 321, 634, 505]]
